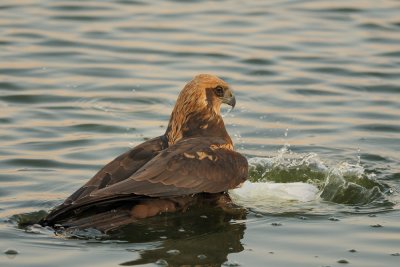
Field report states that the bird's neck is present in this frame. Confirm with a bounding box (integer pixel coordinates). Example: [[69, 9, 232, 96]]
[[165, 107, 232, 147]]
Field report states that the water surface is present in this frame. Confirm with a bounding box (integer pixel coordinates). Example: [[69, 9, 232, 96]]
[[1, 0, 400, 266]]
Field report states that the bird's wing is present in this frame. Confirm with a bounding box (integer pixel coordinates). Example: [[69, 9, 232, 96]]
[[45, 136, 167, 220], [45, 137, 248, 222], [95, 137, 248, 197]]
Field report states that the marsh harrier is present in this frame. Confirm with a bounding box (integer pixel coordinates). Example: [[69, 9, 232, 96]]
[[41, 74, 248, 231]]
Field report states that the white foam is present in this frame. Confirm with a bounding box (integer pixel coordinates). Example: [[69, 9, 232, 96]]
[[229, 181, 319, 212]]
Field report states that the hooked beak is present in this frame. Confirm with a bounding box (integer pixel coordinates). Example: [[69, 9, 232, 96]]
[[222, 94, 236, 108]]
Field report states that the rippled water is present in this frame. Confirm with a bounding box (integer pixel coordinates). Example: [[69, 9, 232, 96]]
[[1, 0, 400, 266]]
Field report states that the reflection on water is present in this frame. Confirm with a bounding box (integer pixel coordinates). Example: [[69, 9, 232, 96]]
[[1, 0, 400, 266], [117, 205, 246, 266]]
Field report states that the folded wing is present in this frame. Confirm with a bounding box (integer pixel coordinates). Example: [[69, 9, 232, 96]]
[[45, 137, 247, 223]]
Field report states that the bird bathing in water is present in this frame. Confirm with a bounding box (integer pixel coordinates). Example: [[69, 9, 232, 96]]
[[39, 74, 248, 232]]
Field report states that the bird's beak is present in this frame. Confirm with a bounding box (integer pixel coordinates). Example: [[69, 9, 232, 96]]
[[222, 95, 236, 108]]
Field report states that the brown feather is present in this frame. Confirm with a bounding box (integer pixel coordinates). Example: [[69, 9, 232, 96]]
[[41, 74, 248, 229]]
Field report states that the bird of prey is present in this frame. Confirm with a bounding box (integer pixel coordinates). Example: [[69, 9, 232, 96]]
[[40, 74, 248, 231]]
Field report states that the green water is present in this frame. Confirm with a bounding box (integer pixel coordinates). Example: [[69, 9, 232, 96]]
[[1, 0, 400, 266]]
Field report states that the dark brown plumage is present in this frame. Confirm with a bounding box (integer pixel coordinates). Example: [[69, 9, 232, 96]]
[[41, 74, 248, 231]]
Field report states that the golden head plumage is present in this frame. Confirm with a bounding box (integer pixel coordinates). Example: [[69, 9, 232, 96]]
[[165, 74, 236, 145]]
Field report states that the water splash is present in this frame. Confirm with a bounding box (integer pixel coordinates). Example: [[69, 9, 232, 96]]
[[320, 162, 388, 206], [229, 181, 319, 214], [221, 105, 234, 118], [247, 144, 328, 185], [230, 145, 392, 215]]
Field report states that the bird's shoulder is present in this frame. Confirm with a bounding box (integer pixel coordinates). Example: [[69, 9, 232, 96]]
[[63, 135, 168, 206]]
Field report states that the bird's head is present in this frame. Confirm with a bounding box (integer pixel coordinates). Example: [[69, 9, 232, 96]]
[[166, 74, 236, 145], [177, 74, 236, 115]]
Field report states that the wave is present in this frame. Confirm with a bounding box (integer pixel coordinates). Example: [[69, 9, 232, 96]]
[[230, 145, 393, 215]]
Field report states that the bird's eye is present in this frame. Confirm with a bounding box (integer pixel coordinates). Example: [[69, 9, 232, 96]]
[[214, 86, 224, 97]]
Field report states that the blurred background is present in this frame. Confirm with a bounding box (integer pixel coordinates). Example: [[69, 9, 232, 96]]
[[1, 0, 399, 266]]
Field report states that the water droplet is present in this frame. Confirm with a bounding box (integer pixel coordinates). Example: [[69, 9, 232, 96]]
[[167, 249, 180, 255], [284, 128, 289, 137], [223, 261, 241, 266], [155, 259, 168, 266], [4, 249, 18, 255], [197, 254, 207, 260]]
